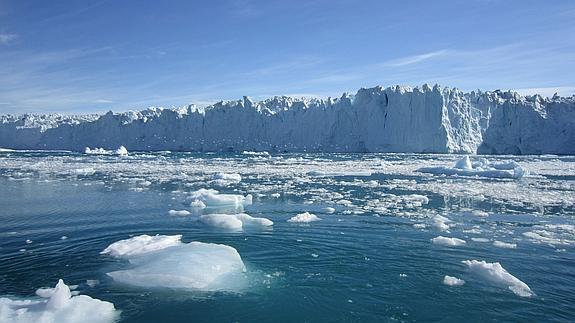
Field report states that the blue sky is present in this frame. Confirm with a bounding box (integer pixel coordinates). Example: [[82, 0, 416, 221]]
[[1, 0, 574, 114]]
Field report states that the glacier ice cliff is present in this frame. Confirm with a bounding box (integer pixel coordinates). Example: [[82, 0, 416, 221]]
[[1, 85, 573, 154]]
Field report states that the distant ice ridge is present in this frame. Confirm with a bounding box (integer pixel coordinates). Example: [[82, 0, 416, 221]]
[[102, 234, 247, 291], [463, 260, 533, 297], [1, 85, 573, 154], [0, 279, 118, 323]]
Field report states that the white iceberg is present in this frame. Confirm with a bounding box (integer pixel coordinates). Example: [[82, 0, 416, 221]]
[[0, 279, 118, 323], [188, 189, 252, 209], [287, 212, 321, 223], [102, 235, 247, 291], [462, 260, 533, 297], [443, 275, 465, 286], [431, 236, 466, 247], [199, 213, 273, 231], [168, 209, 191, 216], [418, 156, 527, 179], [100, 234, 182, 257]]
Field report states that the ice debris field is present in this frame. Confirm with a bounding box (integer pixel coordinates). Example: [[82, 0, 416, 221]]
[[0, 150, 574, 322]]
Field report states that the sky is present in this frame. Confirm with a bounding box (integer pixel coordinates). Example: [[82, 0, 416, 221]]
[[0, 0, 574, 114]]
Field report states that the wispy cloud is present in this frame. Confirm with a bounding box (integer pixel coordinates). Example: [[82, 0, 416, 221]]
[[0, 33, 17, 45], [383, 50, 449, 67]]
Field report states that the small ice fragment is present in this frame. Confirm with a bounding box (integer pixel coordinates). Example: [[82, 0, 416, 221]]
[[431, 236, 466, 247], [493, 241, 517, 249], [288, 212, 321, 223], [323, 207, 336, 214], [168, 209, 191, 216], [462, 260, 533, 297], [443, 275, 465, 286]]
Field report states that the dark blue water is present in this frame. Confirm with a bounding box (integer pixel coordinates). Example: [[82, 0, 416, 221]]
[[0, 151, 574, 322]]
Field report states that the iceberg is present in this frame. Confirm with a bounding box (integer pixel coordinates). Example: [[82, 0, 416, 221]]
[[199, 213, 273, 230], [418, 156, 527, 179], [462, 260, 533, 297], [0, 279, 118, 323], [288, 212, 321, 223], [188, 189, 253, 209], [1, 85, 573, 154], [431, 236, 466, 247], [102, 235, 247, 291], [443, 275, 465, 286]]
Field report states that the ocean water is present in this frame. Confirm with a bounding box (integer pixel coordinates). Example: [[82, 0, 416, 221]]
[[0, 151, 574, 322]]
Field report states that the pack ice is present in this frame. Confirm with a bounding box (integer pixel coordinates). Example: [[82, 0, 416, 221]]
[[0, 279, 118, 323], [1, 85, 573, 154], [101, 235, 247, 291]]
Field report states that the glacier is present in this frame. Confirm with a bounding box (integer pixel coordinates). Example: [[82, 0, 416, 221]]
[[1, 84, 573, 154]]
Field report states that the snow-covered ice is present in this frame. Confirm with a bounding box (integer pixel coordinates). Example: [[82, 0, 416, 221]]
[[199, 213, 273, 230], [493, 241, 517, 249], [431, 236, 466, 247], [101, 234, 182, 257], [168, 209, 191, 216], [188, 189, 252, 209], [443, 275, 465, 286], [102, 235, 247, 291], [0, 279, 118, 323], [288, 212, 321, 223], [462, 260, 533, 297], [418, 156, 527, 179]]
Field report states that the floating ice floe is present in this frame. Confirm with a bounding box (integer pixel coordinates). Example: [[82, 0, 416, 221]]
[[493, 241, 517, 249], [432, 215, 452, 231], [0, 279, 118, 323], [168, 209, 191, 216], [417, 156, 527, 179], [462, 260, 533, 297], [287, 212, 321, 223], [522, 224, 575, 246], [199, 213, 273, 231], [443, 275, 465, 286], [188, 189, 252, 209], [84, 146, 128, 156], [212, 173, 242, 185], [102, 234, 247, 291], [431, 236, 466, 247], [101, 234, 182, 257], [323, 207, 336, 214], [242, 151, 270, 156]]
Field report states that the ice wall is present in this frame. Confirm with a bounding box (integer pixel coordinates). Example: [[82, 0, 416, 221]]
[[1, 85, 573, 154]]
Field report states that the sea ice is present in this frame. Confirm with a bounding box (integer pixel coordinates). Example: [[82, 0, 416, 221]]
[[0, 279, 118, 323], [418, 156, 526, 179], [102, 235, 247, 291], [462, 260, 533, 297], [199, 213, 273, 231], [168, 209, 191, 216], [493, 241, 517, 249], [287, 212, 321, 223], [443, 275, 465, 286], [188, 189, 252, 209], [431, 236, 466, 247], [100, 234, 182, 257]]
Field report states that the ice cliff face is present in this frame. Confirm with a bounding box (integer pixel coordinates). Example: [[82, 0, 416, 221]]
[[1, 85, 573, 154]]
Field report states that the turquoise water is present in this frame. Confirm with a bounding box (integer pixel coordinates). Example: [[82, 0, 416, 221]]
[[0, 151, 574, 322]]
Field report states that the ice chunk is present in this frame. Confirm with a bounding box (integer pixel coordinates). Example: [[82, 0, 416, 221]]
[[323, 207, 336, 214], [443, 275, 465, 286], [287, 212, 321, 223], [188, 189, 252, 209], [114, 146, 128, 156], [454, 156, 472, 170], [0, 279, 118, 323], [213, 173, 242, 182], [418, 157, 527, 179], [431, 236, 466, 247], [200, 213, 273, 231], [168, 209, 191, 216], [462, 260, 533, 297], [102, 236, 246, 291], [432, 215, 451, 231], [100, 234, 182, 257], [493, 241, 517, 249]]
